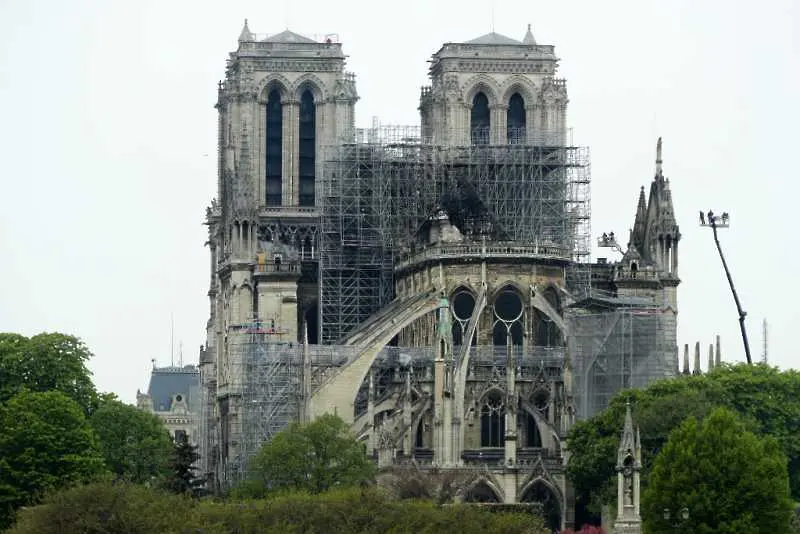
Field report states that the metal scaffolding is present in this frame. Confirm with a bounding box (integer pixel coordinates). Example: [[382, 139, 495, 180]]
[[320, 126, 591, 343], [567, 307, 675, 419]]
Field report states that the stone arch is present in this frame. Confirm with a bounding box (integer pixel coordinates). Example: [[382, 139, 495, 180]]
[[256, 74, 292, 103], [461, 74, 501, 106], [520, 399, 557, 450], [519, 477, 563, 531], [490, 281, 527, 303], [412, 404, 432, 449], [535, 285, 564, 347], [530, 285, 568, 339], [237, 285, 253, 324], [292, 73, 327, 102], [461, 475, 504, 503], [308, 292, 441, 423], [500, 75, 537, 104]]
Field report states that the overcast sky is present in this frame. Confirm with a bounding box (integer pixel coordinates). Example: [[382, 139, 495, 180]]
[[0, 0, 797, 402]]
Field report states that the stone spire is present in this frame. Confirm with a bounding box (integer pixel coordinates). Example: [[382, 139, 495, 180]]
[[708, 343, 714, 371], [617, 400, 636, 465], [523, 23, 536, 45], [238, 19, 254, 43], [693, 342, 701, 375], [629, 186, 647, 253], [655, 136, 663, 176], [682, 343, 690, 375], [715, 335, 722, 366], [615, 400, 642, 533]]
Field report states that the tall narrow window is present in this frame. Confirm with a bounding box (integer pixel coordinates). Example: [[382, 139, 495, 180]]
[[507, 93, 526, 144], [480, 392, 505, 447], [470, 92, 490, 145], [265, 90, 282, 206], [299, 90, 316, 207]]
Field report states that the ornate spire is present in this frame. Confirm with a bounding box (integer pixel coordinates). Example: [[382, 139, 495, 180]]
[[615, 400, 643, 532], [655, 136, 663, 176], [617, 399, 637, 467], [523, 24, 536, 45], [629, 186, 647, 253], [238, 19, 254, 43]]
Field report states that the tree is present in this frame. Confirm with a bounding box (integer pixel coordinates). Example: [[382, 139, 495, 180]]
[[241, 413, 375, 496], [163, 434, 204, 496], [0, 333, 98, 415], [642, 407, 793, 533], [567, 364, 800, 526], [0, 391, 106, 528], [89, 399, 174, 484]]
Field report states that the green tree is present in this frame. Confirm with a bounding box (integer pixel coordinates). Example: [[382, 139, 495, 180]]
[[163, 434, 204, 496], [0, 332, 98, 415], [0, 390, 106, 528], [241, 413, 376, 496], [89, 399, 174, 484], [567, 363, 800, 525], [642, 407, 793, 533]]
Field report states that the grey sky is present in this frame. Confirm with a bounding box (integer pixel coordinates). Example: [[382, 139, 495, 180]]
[[0, 0, 797, 402]]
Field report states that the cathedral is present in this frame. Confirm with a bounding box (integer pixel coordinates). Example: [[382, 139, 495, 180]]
[[198, 21, 681, 531]]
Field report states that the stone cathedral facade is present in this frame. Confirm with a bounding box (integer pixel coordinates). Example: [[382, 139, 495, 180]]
[[200, 21, 681, 531]]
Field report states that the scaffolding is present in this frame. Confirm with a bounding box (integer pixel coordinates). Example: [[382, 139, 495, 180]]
[[567, 307, 675, 419], [320, 126, 591, 343], [219, 335, 369, 482]]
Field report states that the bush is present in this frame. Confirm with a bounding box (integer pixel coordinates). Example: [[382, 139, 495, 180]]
[[8, 481, 548, 534]]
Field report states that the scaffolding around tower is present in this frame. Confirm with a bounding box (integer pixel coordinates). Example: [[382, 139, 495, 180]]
[[319, 125, 592, 344]]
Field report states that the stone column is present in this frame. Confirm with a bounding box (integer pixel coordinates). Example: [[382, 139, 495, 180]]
[[282, 99, 299, 206], [672, 239, 679, 276], [490, 104, 507, 144], [252, 99, 264, 207], [525, 104, 537, 144], [558, 103, 568, 144], [366, 370, 375, 455], [504, 335, 517, 467], [403, 369, 413, 455], [314, 102, 326, 206]]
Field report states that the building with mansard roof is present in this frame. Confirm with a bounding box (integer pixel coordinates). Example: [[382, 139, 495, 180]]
[[198, 22, 682, 531]]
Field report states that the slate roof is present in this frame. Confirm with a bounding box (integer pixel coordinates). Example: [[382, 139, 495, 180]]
[[262, 30, 318, 44], [466, 32, 523, 45], [147, 365, 200, 412]]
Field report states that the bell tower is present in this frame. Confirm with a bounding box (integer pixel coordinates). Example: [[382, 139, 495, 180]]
[[419, 25, 568, 146], [203, 21, 358, 485]]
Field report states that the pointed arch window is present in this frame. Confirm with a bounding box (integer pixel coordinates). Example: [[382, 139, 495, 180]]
[[451, 288, 477, 348], [492, 287, 524, 346], [471, 92, 490, 146], [480, 391, 505, 447], [265, 89, 283, 206], [298, 90, 316, 207], [507, 93, 526, 144]]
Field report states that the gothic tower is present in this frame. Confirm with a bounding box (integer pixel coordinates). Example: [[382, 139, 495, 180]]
[[419, 25, 568, 146], [614, 138, 681, 380], [202, 22, 357, 485]]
